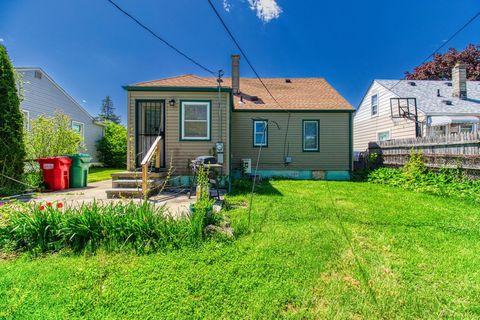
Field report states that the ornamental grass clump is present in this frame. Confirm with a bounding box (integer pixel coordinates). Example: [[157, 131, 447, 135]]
[[0, 200, 214, 255]]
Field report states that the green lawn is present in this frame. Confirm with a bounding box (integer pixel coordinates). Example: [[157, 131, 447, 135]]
[[1, 181, 480, 319], [88, 167, 125, 183]]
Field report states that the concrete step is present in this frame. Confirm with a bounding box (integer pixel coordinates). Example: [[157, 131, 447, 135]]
[[111, 171, 167, 181], [112, 179, 162, 189], [106, 188, 144, 199]]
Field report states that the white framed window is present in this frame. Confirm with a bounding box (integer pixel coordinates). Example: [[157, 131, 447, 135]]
[[22, 110, 29, 130], [431, 125, 446, 136], [371, 94, 378, 116], [377, 130, 391, 141], [459, 124, 474, 133], [253, 120, 268, 147], [72, 121, 85, 139], [303, 120, 319, 151], [180, 101, 210, 140]]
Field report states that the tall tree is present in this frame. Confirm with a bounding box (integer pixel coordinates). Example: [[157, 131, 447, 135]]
[[405, 44, 480, 80], [0, 45, 26, 186], [98, 96, 120, 124]]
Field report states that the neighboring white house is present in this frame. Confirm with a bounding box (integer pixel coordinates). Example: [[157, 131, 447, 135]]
[[354, 63, 480, 152], [16, 67, 105, 161]]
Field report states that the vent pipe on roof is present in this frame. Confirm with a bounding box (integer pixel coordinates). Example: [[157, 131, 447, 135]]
[[452, 62, 467, 100], [231, 54, 240, 94]]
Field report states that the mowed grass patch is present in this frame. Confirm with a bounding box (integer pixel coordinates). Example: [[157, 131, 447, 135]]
[[88, 167, 125, 183], [1, 181, 480, 319]]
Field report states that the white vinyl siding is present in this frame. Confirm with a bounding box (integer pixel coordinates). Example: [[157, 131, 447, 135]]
[[353, 81, 419, 151], [181, 101, 211, 140]]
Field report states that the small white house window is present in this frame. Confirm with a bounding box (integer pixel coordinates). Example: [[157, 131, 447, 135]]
[[72, 121, 84, 138], [181, 101, 210, 140], [22, 110, 29, 130], [459, 124, 474, 133], [303, 120, 319, 151], [34, 70, 42, 79], [377, 130, 391, 141], [253, 120, 268, 147], [371, 94, 378, 116]]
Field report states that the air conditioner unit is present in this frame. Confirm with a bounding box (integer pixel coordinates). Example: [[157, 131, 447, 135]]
[[242, 159, 252, 174]]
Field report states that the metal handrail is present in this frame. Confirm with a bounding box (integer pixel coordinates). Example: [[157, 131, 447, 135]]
[[140, 136, 162, 198]]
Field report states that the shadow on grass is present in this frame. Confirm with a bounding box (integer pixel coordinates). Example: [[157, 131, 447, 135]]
[[230, 179, 283, 196]]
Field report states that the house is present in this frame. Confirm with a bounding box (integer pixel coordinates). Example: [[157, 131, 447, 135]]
[[354, 63, 480, 152], [117, 54, 353, 196], [16, 67, 105, 161]]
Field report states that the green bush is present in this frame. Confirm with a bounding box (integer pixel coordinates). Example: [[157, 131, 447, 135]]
[[96, 121, 127, 167], [0, 45, 26, 188], [0, 201, 217, 254], [24, 112, 84, 159], [368, 152, 480, 202]]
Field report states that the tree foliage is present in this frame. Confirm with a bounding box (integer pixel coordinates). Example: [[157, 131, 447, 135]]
[[0, 45, 26, 186], [25, 112, 84, 159], [405, 43, 480, 80], [98, 96, 120, 124], [96, 121, 127, 168]]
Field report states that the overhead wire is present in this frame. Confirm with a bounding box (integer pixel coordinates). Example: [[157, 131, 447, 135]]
[[388, 10, 480, 92], [206, 0, 293, 161], [106, 0, 217, 76]]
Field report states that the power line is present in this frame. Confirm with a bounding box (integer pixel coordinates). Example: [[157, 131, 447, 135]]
[[206, 0, 292, 160], [106, 0, 216, 76], [389, 10, 480, 91], [206, 0, 282, 107]]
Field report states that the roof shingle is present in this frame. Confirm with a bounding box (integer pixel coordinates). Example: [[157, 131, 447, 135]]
[[129, 75, 353, 111]]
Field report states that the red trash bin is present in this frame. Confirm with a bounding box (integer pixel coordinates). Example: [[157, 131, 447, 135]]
[[36, 157, 72, 191]]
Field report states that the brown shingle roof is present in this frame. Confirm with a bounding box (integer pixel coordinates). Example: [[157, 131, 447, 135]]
[[130, 74, 353, 111]]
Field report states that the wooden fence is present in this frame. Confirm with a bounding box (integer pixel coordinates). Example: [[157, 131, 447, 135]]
[[365, 132, 480, 171]]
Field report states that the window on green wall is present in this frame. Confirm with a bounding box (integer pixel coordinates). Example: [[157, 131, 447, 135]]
[[303, 120, 319, 152], [253, 120, 268, 147], [181, 101, 211, 140]]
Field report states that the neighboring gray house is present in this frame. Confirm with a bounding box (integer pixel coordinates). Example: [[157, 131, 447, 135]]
[[16, 67, 105, 161], [354, 63, 480, 151]]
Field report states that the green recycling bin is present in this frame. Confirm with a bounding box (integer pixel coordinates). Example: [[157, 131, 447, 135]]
[[67, 154, 92, 188]]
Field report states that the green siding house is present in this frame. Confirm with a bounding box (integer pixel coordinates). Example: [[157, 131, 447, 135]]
[[123, 55, 354, 185]]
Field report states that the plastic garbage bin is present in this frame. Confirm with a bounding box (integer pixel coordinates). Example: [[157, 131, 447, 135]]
[[67, 154, 92, 188], [36, 157, 72, 191]]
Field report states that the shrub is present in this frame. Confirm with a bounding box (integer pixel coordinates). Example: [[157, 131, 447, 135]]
[[368, 151, 480, 202], [24, 112, 84, 159], [0, 45, 26, 188], [96, 121, 127, 168], [0, 201, 220, 254]]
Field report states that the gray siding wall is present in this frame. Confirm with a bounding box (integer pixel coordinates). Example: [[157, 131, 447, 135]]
[[231, 111, 351, 171], [18, 69, 104, 161]]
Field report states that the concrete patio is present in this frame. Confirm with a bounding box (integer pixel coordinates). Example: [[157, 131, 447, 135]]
[[27, 180, 197, 217]]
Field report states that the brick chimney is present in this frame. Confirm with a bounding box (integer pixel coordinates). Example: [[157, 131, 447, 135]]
[[452, 62, 467, 99], [231, 54, 240, 94]]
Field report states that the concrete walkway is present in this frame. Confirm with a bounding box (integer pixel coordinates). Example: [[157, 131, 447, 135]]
[[28, 180, 196, 216]]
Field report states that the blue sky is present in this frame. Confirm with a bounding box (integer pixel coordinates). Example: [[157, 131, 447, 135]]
[[1, 0, 479, 124]]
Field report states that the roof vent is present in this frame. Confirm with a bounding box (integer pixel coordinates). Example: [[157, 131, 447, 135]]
[[34, 70, 42, 79], [408, 81, 416, 86], [437, 89, 441, 97], [285, 79, 292, 83], [445, 82, 452, 87], [442, 100, 453, 106]]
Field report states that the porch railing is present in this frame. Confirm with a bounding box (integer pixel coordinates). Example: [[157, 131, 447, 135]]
[[140, 136, 162, 198]]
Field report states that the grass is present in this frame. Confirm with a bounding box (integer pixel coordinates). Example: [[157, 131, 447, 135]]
[[88, 167, 125, 183], [1, 180, 480, 319]]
